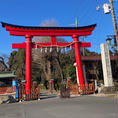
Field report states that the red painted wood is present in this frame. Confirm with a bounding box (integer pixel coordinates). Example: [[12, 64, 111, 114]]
[[25, 34, 32, 94], [12, 42, 26, 48], [49, 80, 53, 96], [0, 87, 13, 94], [9, 31, 92, 36], [51, 36, 56, 45], [73, 35, 84, 86], [12, 42, 91, 49], [79, 42, 91, 47], [67, 79, 70, 88]]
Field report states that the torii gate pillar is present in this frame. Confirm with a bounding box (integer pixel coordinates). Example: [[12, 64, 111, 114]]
[[25, 34, 32, 94], [72, 35, 84, 86]]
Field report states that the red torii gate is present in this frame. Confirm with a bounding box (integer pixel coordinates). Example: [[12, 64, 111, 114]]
[[1, 22, 96, 94]]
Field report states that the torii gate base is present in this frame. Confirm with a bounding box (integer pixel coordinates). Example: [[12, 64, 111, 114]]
[[1, 22, 96, 94]]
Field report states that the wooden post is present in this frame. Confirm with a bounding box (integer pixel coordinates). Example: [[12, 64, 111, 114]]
[[25, 34, 32, 94], [72, 35, 84, 86]]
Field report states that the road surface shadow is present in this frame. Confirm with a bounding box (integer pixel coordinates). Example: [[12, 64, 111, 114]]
[[40, 93, 58, 100]]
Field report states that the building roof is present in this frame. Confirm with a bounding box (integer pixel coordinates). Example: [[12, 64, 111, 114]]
[[81, 55, 117, 61], [0, 71, 16, 78]]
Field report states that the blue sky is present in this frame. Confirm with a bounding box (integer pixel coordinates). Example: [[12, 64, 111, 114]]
[[0, 0, 118, 56]]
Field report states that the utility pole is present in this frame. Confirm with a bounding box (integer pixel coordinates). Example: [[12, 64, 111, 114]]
[[109, 0, 118, 53]]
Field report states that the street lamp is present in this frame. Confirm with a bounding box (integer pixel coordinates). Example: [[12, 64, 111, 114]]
[[106, 38, 112, 45], [106, 37, 116, 55]]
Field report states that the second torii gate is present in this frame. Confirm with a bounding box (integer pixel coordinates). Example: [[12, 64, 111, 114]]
[[1, 22, 96, 94]]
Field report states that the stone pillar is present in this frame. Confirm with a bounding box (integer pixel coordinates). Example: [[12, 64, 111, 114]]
[[100, 43, 113, 87], [74, 62, 79, 85], [82, 64, 88, 84], [74, 63, 87, 85]]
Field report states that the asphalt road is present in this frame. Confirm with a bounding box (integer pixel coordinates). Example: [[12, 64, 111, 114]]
[[0, 96, 117, 118]]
